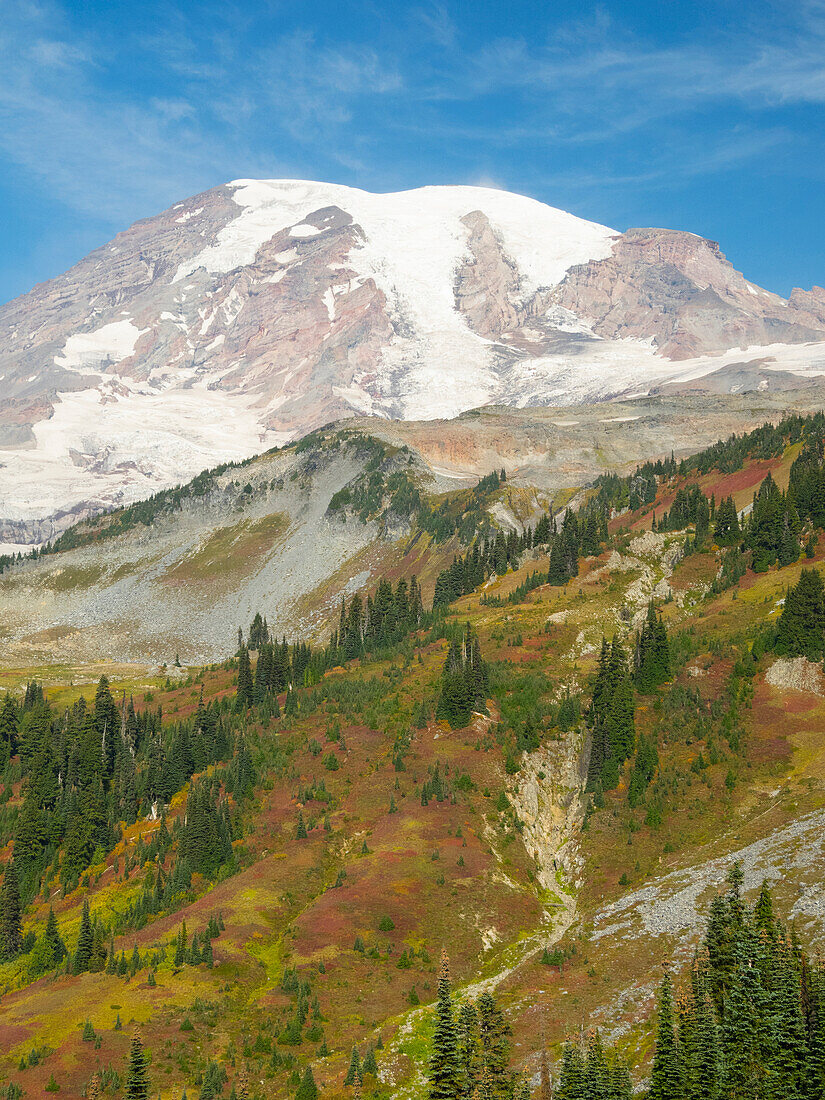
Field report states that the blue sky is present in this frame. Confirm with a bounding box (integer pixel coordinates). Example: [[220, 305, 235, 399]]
[[1, 0, 823, 303]]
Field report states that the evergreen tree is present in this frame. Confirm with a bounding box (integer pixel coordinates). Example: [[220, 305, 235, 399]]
[[74, 898, 94, 973], [458, 1001, 481, 1099], [770, 938, 808, 1100], [649, 970, 685, 1100], [714, 497, 741, 547], [125, 1030, 151, 1100], [428, 949, 460, 1100], [344, 1047, 361, 1086], [775, 569, 825, 659], [586, 637, 635, 791], [722, 936, 772, 1099], [295, 1066, 318, 1100], [436, 626, 488, 729], [477, 990, 512, 1099], [556, 1040, 588, 1100], [236, 646, 254, 710], [0, 860, 22, 959], [635, 603, 671, 693]]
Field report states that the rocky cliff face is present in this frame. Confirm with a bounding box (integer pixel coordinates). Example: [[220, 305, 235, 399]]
[[552, 228, 825, 359], [1, 179, 823, 538]]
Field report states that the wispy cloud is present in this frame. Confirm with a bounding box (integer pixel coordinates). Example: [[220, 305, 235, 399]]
[[415, 4, 458, 49]]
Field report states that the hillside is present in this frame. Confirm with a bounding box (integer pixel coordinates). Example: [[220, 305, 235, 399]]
[[7, 389, 825, 667], [2, 179, 825, 542], [1, 414, 825, 1097]]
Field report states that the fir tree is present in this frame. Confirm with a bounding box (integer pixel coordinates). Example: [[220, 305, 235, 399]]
[[344, 1047, 361, 1086], [236, 646, 254, 710], [428, 949, 460, 1100], [125, 1030, 151, 1100], [649, 970, 685, 1100], [714, 496, 741, 547], [435, 626, 488, 729], [74, 898, 94, 973], [295, 1066, 318, 1100], [586, 637, 635, 791], [634, 603, 671, 693], [477, 990, 512, 1099], [458, 1001, 481, 1099], [770, 937, 808, 1100], [686, 957, 722, 1100], [775, 569, 825, 660], [557, 1040, 587, 1100], [0, 860, 22, 959], [722, 936, 772, 1099]]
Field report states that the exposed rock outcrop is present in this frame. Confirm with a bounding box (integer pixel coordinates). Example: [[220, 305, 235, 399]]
[[765, 656, 825, 695], [552, 228, 825, 358]]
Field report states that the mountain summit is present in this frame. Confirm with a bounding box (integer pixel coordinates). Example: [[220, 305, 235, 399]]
[[1, 179, 824, 539]]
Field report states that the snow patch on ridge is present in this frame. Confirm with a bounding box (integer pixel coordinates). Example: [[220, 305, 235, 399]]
[[55, 320, 147, 370]]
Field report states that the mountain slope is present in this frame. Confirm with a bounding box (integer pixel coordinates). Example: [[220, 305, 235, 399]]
[[1, 179, 824, 540], [2, 416, 825, 1098], [8, 387, 825, 668]]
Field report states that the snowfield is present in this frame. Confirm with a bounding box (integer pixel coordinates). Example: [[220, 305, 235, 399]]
[[55, 319, 147, 370]]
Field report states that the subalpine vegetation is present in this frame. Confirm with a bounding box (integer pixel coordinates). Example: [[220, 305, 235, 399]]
[[770, 567, 825, 659], [643, 865, 824, 1100], [433, 505, 605, 609], [0, 674, 255, 973], [419, 868, 822, 1100], [0, 676, 246, 897], [426, 949, 529, 1100], [5, 412, 825, 1096], [435, 624, 489, 729], [585, 637, 637, 793]]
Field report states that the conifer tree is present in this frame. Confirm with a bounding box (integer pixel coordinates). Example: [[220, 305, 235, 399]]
[[585, 1029, 609, 1097], [477, 990, 512, 1098], [429, 949, 460, 1100], [649, 970, 685, 1100], [770, 937, 808, 1100], [435, 626, 488, 729], [0, 859, 22, 959], [236, 646, 254, 710], [125, 1030, 151, 1100], [753, 880, 776, 941], [635, 603, 671, 693], [714, 496, 741, 547], [775, 568, 825, 659], [74, 898, 94, 973], [362, 1047, 378, 1077], [557, 1040, 587, 1100], [33, 904, 67, 972], [683, 955, 722, 1100], [458, 1001, 481, 1099], [295, 1066, 318, 1100], [586, 637, 635, 791], [722, 934, 773, 1099], [344, 1047, 361, 1086]]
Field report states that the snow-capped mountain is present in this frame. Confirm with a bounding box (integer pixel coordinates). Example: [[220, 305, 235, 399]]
[[1, 178, 825, 540]]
